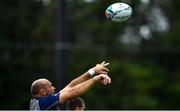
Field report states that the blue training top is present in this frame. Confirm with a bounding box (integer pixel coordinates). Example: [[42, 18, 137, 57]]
[[30, 92, 60, 110]]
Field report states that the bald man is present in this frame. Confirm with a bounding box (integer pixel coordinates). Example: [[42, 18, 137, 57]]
[[30, 61, 111, 110]]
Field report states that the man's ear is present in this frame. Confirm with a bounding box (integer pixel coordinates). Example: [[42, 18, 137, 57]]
[[40, 88, 47, 96]]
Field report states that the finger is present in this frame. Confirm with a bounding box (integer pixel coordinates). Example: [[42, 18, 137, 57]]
[[104, 78, 107, 85], [106, 77, 110, 84], [103, 63, 109, 66], [107, 77, 111, 84], [104, 75, 111, 84], [101, 67, 109, 72], [100, 71, 108, 75], [103, 78, 107, 85], [102, 75, 108, 85], [96, 64, 100, 66], [101, 61, 105, 64], [101, 74, 105, 79]]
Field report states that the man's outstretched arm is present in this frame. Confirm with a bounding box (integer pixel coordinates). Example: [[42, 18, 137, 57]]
[[59, 74, 111, 103]]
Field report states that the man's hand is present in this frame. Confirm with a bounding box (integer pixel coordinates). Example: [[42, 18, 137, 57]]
[[93, 61, 110, 75], [93, 74, 111, 85]]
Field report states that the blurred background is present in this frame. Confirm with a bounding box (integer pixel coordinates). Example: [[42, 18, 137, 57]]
[[0, 0, 180, 110]]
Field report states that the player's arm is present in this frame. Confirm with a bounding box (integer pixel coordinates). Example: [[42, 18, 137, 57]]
[[66, 72, 91, 88], [59, 74, 111, 103], [66, 61, 110, 87]]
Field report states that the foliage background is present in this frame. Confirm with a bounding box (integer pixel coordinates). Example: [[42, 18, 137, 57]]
[[0, 0, 180, 109]]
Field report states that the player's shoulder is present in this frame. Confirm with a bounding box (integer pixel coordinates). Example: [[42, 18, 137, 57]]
[[38, 92, 60, 110]]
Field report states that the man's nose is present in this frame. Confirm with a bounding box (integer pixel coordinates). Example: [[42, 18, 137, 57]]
[[53, 87, 56, 91]]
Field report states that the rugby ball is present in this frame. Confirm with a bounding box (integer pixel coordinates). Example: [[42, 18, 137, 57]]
[[105, 3, 133, 22]]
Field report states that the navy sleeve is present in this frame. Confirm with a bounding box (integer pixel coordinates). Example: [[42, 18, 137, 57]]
[[38, 92, 60, 110]]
